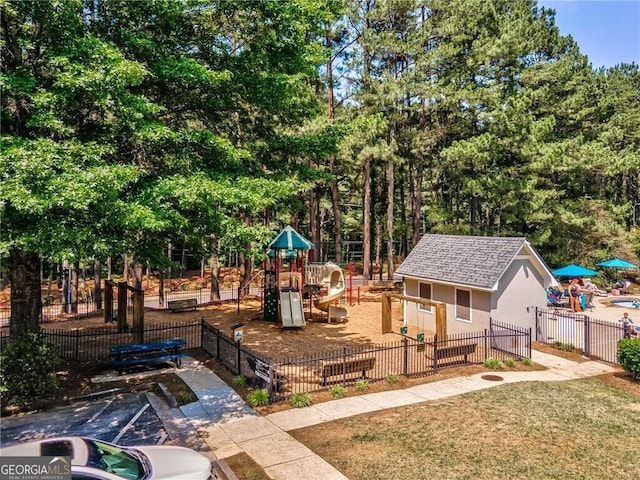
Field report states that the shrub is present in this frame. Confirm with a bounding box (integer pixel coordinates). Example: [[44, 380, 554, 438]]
[[290, 392, 313, 408], [617, 338, 640, 379], [233, 375, 247, 388], [179, 390, 196, 404], [329, 385, 346, 399], [0, 333, 60, 408], [504, 358, 516, 368], [247, 388, 270, 407], [522, 357, 534, 366], [553, 341, 575, 352], [483, 358, 504, 370], [386, 373, 399, 384], [355, 379, 369, 392]]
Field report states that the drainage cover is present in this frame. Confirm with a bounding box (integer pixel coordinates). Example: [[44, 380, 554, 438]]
[[481, 374, 504, 381]]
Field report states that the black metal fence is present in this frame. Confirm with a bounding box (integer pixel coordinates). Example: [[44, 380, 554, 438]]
[[535, 308, 623, 364], [0, 286, 255, 327], [1, 318, 531, 403], [201, 320, 531, 402], [0, 320, 202, 362]]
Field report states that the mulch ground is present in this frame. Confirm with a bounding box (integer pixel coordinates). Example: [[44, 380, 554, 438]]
[[9, 286, 640, 413]]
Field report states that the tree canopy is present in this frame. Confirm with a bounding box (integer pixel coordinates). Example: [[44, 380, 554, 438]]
[[2, 0, 639, 332]]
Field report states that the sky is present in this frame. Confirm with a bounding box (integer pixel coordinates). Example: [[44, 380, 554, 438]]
[[537, 0, 640, 69]]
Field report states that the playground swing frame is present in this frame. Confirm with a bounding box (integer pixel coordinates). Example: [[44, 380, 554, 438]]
[[381, 292, 447, 340]]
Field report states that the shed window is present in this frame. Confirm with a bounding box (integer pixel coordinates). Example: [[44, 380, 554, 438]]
[[456, 289, 471, 322], [418, 283, 432, 312]]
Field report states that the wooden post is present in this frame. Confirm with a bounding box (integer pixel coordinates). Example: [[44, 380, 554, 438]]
[[132, 287, 144, 344], [117, 281, 127, 333], [104, 280, 114, 323], [381, 292, 391, 333], [436, 303, 447, 339], [381, 293, 447, 337]]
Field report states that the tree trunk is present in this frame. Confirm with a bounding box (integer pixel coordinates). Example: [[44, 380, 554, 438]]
[[93, 258, 102, 311], [412, 154, 424, 249], [375, 222, 382, 280], [386, 156, 395, 280], [133, 262, 143, 290], [158, 270, 165, 306], [62, 259, 70, 314], [310, 187, 321, 262], [399, 164, 408, 259], [71, 261, 79, 313], [362, 155, 372, 285], [331, 160, 342, 264], [122, 253, 129, 282], [9, 249, 41, 338], [210, 253, 220, 302], [167, 242, 172, 279]]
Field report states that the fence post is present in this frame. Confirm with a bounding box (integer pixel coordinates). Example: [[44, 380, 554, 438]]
[[215, 327, 221, 360], [403, 337, 409, 375], [583, 315, 590, 358], [342, 346, 348, 386], [484, 329, 488, 362], [75, 329, 80, 360], [433, 334, 438, 372], [200, 317, 204, 350], [528, 327, 532, 359]]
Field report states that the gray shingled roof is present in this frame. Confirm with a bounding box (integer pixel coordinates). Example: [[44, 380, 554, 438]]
[[396, 234, 528, 289]]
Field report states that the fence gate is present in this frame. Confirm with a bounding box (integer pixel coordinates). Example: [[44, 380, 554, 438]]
[[489, 319, 531, 359]]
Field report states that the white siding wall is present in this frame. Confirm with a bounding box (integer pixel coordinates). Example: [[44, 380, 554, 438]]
[[402, 256, 545, 334], [492, 258, 546, 331], [404, 279, 492, 334]]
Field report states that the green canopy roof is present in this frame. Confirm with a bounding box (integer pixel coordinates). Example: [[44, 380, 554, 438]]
[[267, 226, 314, 251]]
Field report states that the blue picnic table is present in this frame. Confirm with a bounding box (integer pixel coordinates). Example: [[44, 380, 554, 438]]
[[109, 339, 187, 374]]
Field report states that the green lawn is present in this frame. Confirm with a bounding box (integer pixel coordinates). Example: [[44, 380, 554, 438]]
[[291, 378, 640, 480]]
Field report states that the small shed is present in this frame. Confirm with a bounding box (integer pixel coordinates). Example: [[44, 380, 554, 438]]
[[395, 234, 555, 333]]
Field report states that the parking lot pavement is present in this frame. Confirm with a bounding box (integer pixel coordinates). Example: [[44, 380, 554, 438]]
[[0, 392, 169, 448]]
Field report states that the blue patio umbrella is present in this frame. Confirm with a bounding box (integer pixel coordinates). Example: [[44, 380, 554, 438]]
[[551, 264, 598, 278], [596, 258, 637, 269]]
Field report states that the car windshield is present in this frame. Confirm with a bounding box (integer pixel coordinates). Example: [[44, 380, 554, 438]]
[[83, 439, 146, 480]]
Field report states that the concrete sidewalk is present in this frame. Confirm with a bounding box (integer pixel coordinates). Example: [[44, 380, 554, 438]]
[[175, 352, 619, 480]]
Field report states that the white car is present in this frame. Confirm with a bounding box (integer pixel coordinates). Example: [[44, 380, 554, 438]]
[[0, 436, 213, 480]]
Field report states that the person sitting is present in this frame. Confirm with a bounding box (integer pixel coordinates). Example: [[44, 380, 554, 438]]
[[547, 287, 566, 307], [583, 279, 604, 307]]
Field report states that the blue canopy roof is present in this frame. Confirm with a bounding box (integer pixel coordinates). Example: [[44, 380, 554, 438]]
[[267, 226, 314, 251], [267, 248, 298, 259], [596, 258, 637, 269], [551, 264, 598, 278]]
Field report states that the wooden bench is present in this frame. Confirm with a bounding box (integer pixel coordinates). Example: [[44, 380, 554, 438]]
[[317, 357, 376, 386], [110, 339, 187, 375], [425, 343, 477, 366], [167, 298, 198, 313]]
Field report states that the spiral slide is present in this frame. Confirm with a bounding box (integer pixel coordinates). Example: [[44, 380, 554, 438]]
[[313, 263, 346, 313]]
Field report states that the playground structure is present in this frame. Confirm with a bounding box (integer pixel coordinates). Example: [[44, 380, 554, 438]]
[[263, 226, 314, 327], [381, 292, 447, 340], [306, 262, 347, 320], [263, 226, 350, 327]]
